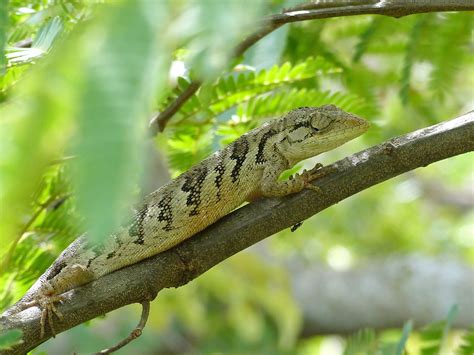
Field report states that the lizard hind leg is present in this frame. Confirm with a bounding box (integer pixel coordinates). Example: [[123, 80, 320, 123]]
[[38, 292, 64, 338], [20, 282, 65, 338], [35, 263, 94, 338]]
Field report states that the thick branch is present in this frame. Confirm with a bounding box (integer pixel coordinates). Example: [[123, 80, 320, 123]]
[[287, 255, 474, 335], [149, 1, 474, 133], [1, 111, 473, 353]]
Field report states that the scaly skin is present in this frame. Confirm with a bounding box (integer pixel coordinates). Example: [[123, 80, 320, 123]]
[[2, 105, 369, 337]]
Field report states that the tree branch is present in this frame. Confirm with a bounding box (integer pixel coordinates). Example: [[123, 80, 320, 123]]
[[1, 111, 473, 353], [149, 1, 474, 133], [267, 0, 474, 25], [286, 255, 474, 335]]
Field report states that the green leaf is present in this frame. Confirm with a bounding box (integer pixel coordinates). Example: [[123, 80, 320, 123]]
[[237, 88, 372, 121], [0, 329, 23, 350], [33, 16, 63, 51], [73, 0, 168, 242], [166, 126, 213, 174], [395, 320, 413, 355], [177, 76, 190, 91], [344, 328, 378, 355]]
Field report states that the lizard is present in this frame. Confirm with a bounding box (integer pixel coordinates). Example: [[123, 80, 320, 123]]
[[1, 104, 370, 338]]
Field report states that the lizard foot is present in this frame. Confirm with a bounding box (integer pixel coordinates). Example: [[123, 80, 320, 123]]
[[39, 293, 64, 338], [290, 163, 335, 193], [22, 292, 65, 338], [300, 163, 337, 192], [33, 263, 92, 338], [307, 163, 337, 180]]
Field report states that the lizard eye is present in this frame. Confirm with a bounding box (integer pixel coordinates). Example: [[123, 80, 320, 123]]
[[311, 115, 332, 132], [310, 119, 320, 132]]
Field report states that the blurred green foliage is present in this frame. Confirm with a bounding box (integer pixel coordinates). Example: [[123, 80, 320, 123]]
[[0, 0, 472, 354], [0, 329, 23, 351]]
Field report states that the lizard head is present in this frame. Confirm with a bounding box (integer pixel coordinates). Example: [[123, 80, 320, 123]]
[[277, 105, 369, 166]]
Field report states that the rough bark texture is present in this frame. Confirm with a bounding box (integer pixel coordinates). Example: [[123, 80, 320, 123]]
[[1, 111, 473, 353]]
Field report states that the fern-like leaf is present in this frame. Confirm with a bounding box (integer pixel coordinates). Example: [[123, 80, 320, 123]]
[[237, 88, 372, 121], [428, 12, 472, 101], [166, 126, 214, 174], [164, 57, 341, 126], [344, 328, 378, 355]]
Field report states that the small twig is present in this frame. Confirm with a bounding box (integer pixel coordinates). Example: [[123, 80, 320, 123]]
[[149, 81, 201, 135], [283, 0, 377, 12], [95, 301, 150, 355], [232, 23, 283, 59]]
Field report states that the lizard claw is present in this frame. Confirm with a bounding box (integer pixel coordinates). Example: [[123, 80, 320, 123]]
[[304, 182, 322, 193], [307, 164, 337, 182], [294, 163, 336, 193], [38, 293, 65, 338], [307, 163, 324, 175]]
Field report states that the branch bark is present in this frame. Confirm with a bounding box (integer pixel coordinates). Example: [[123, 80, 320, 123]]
[[1, 111, 473, 353], [149, 1, 474, 133]]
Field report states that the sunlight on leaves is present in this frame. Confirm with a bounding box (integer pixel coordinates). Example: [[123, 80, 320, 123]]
[[0, 329, 23, 350]]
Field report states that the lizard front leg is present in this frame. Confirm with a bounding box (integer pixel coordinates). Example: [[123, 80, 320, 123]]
[[289, 163, 337, 191], [261, 159, 324, 197]]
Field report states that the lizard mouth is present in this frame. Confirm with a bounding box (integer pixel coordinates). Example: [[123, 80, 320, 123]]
[[334, 114, 369, 134], [340, 115, 370, 139]]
